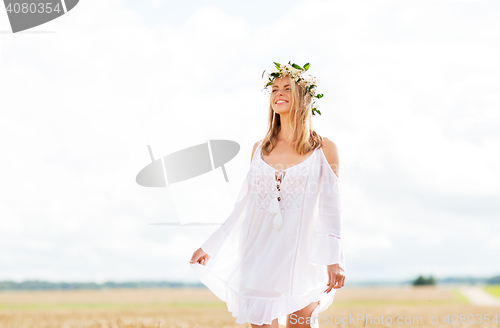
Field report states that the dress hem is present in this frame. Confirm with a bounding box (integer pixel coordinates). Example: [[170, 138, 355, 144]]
[[191, 262, 335, 328]]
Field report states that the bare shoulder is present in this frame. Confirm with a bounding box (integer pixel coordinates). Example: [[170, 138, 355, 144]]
[[321, 137, 340, 178], [250, 139, 263, 163]]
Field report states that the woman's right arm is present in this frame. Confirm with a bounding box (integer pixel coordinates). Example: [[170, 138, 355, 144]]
[[189, 141, 260, 265]]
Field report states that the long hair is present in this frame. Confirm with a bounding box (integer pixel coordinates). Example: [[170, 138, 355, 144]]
[[261, 74, 324, 156]]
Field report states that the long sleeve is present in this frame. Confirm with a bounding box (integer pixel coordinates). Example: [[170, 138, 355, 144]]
[[200, 169, 252, 260], [309, 155, 346, 272]]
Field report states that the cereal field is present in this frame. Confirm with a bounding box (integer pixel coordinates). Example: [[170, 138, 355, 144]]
[[0, 286, 499, 328]]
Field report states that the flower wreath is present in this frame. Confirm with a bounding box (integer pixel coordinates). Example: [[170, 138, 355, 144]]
[[261, 61, 324, 116]]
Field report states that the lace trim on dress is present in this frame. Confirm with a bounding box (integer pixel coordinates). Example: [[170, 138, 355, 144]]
[[254, 144, 317, 214]]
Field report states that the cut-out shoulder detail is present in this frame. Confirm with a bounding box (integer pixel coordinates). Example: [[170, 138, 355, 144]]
[[320, 138, 340, 179], [250, 139, 265, 164], [318, 147, 340, 180], [251, 140, 262, 164]]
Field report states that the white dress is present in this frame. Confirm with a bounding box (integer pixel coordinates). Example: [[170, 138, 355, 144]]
[[190, 140, 345, 328]]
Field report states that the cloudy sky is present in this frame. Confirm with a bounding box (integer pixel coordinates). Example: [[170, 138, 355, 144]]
[[0, 0, 499, 284]]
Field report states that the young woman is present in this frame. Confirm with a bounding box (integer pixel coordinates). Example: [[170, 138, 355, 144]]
[[190, 62, 346, 328]]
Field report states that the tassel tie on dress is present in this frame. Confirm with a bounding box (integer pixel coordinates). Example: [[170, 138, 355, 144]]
[[268, 171, 284, 230]]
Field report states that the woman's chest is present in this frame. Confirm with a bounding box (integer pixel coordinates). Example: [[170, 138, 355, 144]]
[[250, 160, 314, 213]]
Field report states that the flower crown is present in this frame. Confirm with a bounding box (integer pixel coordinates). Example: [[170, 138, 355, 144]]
[[261, 61, 324, 116]]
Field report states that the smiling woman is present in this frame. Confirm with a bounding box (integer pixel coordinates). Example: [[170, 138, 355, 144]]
[[190, 62, 345, 328]]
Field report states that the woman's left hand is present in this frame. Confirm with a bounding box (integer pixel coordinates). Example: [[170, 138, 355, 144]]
[[324, 263, 345, 294]]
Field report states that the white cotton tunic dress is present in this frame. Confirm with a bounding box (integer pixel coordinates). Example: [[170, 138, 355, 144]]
[[190, 140, 345, 328]]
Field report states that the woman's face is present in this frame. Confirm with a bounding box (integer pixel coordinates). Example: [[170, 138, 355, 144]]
[[270, 75, 292, 114]]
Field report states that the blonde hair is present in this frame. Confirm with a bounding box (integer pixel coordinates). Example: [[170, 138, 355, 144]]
[[261, 74, 324, 156]]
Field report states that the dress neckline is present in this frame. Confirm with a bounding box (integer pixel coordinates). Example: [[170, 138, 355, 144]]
[[259, 145, 318, 173]]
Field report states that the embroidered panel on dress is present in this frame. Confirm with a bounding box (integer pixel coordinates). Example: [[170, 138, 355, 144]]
[[253, 152, 313, 213]]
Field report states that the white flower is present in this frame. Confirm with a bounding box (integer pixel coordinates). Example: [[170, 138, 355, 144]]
[[303, 74, 316, 84]]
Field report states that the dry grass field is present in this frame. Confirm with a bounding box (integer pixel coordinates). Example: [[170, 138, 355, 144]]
[[0, 286, 499, 328]]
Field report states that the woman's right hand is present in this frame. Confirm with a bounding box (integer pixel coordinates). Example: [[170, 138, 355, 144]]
[[189, 248, 210, 266]]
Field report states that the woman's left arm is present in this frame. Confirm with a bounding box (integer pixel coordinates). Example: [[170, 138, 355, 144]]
[[309, 138, 346, 293]]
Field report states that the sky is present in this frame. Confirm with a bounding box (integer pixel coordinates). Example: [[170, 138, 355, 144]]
[[0, 0, 499, 284]]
